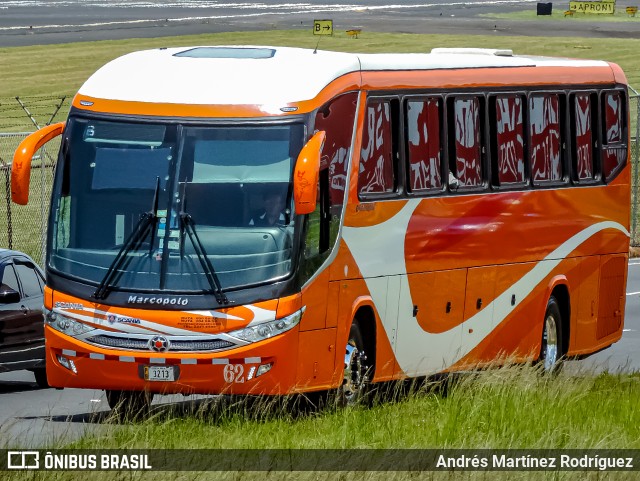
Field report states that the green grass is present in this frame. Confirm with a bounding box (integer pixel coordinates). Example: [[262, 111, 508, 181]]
[[0, 29, 640, 98], [4, 366, 640, 480], [68, 368, 640, 450], [1, 29, 639, 131]]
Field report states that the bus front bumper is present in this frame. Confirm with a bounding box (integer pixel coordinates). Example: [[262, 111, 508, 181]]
[[44, 325, 300, 395]]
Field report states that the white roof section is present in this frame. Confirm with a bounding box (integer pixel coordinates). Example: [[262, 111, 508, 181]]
[[78, 46, 360, 107], [77, 46, 612, 107]]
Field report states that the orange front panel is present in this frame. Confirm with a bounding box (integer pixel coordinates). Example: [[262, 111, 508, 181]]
[[300, 268, 330, 331], [45, 325, 299, 395], [296, 328, 337, 391]]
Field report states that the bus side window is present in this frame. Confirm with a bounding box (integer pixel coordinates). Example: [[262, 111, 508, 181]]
[[601, 90, 627, 181], [570, 92, 598, 182], [302, 92, 358, 270], [491, 94, 526, 187], [406, 98, 443, 193], [358, 99, 397, 197], [448, 96, 485, 188], [529, 93, 565, 185]]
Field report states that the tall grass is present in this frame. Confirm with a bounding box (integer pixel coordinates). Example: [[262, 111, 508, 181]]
[[63, 366, 640, 451], [4, 366, 640, 480]]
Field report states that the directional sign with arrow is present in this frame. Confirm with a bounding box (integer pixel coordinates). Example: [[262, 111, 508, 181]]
[[313, 19, 333, 36]]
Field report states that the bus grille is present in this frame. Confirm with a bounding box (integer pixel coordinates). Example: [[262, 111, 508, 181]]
[[86, 335, 236, 352]]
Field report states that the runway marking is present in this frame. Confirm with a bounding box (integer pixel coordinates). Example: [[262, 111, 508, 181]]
[[629, 261, 640, 266], [627, 291, 640, 296], [623, 329, 634, 332]]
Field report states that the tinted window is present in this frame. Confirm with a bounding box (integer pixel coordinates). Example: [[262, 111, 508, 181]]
[[571, 93, 596, 181], [530, 94, 563, 184], [0, 264, 20, 294], [359, 100, 395, 195], [315, 92, 358, 207], [451, 97, 483, 187], [494, 95, 525, 185], [406, 98, 442, 192], [14, 263, 43, 298], [602, 90, 627, 180]]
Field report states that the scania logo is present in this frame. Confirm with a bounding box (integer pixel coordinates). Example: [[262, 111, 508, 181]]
[[149, 336, 170, 353]]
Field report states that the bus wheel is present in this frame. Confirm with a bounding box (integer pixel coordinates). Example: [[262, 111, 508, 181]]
[[539, 296, 563, 374], [105, 390, 153, 421], [340, 322, 370, 406]]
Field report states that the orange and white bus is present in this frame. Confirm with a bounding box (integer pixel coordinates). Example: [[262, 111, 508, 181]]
[[13, 46, 630, 412]]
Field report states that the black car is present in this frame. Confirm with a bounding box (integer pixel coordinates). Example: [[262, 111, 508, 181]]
[[0, 249, 47, 387]]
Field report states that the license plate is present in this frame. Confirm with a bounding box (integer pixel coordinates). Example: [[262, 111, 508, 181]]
[[143, 365, 176, 382]]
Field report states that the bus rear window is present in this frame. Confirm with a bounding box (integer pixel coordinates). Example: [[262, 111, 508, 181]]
[[602, 90, 627, 180]]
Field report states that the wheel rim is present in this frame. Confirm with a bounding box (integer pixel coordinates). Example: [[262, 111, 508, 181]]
[[343, 342, 366, 404], [543, 314, 558, 371]]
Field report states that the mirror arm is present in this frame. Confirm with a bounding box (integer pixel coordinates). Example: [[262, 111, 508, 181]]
[[12, 122, 65, 205]]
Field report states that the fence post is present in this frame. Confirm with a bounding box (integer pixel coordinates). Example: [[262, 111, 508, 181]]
[[2, 162, 12, 249]]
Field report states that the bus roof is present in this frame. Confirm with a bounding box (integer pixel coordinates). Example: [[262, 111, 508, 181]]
[[77, 46, 614, 109]]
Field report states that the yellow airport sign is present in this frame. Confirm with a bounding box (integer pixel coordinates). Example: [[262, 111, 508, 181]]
[[313, 20, 333, 36], [569, 1, 616, 14]]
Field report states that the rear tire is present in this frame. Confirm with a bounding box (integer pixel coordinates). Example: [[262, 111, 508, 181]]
[[539, 296, 564, 374], [105, 390, 153, 421]]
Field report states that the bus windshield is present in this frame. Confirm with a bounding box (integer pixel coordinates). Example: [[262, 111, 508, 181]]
[[49, 117, 305, 294]]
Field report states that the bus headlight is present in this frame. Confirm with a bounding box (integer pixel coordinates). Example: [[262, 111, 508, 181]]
[[230, 307, 305, 343], [44, 308, 95, 337]]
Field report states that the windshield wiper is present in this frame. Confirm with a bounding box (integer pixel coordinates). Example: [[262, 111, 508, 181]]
[[179, 182, 229, 305], [93, 177, 160, 300]]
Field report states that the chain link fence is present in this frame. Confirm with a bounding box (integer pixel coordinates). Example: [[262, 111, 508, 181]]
[[0, 95, 68, 264], [0, 134, 60, 264], [630, 90, 640, 247]]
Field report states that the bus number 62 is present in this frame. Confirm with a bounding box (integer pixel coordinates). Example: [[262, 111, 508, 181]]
[[223, 364, 245, 383]]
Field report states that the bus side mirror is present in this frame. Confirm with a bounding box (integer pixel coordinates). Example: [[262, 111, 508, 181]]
[[12, 122, 65, 205], [293, 130, 325, 215]]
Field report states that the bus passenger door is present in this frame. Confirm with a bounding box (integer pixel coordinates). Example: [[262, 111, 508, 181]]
[[395, 269, 465, 376]]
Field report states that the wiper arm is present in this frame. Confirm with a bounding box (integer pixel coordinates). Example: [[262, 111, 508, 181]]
[[179, 182, 229, 305], [93, 177, 160, 300]]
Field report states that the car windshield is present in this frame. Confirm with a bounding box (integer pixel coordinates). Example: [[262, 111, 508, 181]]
[[49, 117, 304, 293]]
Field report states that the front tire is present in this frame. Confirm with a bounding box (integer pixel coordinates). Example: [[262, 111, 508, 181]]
[[339, 322, 371, 406], [539, 296, 563, 373], [105, 390, 154, 421]]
